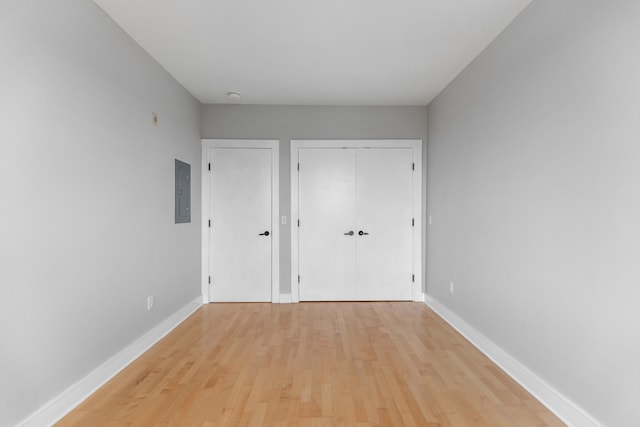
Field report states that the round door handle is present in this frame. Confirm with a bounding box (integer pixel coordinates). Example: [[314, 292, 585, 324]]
[[344, 230, 354, 236], [259, 231, 270, 236], [358, 230, 369, 236]]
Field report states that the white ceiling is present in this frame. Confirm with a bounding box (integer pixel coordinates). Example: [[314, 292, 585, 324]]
[[94, 0, 531, 106]]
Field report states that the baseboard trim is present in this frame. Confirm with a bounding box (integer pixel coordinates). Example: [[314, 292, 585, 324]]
[[17, 297, 203, 427], [422, 294, 603, 427], [279, 293, 292, 304]]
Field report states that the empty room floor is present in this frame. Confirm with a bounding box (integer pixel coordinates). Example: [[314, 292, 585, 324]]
[[57, 302, 564, 426]]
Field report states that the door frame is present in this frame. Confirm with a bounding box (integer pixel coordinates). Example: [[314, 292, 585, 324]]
[[201, 139, 280, 303], [290, 139, 422, 303]]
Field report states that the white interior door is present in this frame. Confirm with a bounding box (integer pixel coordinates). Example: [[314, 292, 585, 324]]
[[209, 148, 272, 302], [297, 147, 414, 301], [355, 148, 413, 300], [298, 148, 357, 301]]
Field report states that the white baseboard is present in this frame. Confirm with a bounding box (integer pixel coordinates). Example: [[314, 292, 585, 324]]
[[17, 297, 202, 427], [422, 294, 603, 427], [279, 293, 292, 304]]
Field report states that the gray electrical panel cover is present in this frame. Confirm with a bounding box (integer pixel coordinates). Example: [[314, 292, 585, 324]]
[[175, 159, 191, 223]]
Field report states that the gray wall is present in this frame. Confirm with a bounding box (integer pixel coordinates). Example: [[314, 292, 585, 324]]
[[201, 105, 428, 294], [0, 1, 202, 425], [426, 1, 640, 426]]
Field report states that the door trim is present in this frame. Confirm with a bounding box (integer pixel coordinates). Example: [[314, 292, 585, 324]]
[[291, 139, 422, 303], [201, 139, 280, 303]]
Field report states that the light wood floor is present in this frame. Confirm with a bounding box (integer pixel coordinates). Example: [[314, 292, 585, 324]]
[[57, 302, 564, 426]]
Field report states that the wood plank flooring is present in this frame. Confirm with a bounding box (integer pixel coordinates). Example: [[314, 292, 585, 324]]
[[57, 302, 564, 426]]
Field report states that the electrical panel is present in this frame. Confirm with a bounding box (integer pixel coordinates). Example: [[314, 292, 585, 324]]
[[175, 159, 191, 224]]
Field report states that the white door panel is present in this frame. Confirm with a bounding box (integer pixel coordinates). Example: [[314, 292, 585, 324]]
[[298, 148, 356, 301], [298, 147, 414, 301], [209, 148, 271, 302], [356, 149, 413, 300]]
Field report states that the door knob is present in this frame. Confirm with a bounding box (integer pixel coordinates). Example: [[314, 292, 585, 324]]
[[259, 231, 270, 236], [344, 230, 354, 236], [358, 230, 369, 236]]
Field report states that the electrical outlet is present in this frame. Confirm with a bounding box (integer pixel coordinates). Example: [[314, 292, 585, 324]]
[[428, 215, 432, 225], [147, 295, 154, 310], [281, 216, 287, 225], [449, 281, 454, 294]]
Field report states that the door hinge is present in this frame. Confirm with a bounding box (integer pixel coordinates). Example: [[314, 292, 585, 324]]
[[208, 163, 211, 171], [298, 275, 300, 283], [412, 162, 415, 171], [297, 162, 300, 171], [412, 274, 415, 282], [297, 219, 300, 227], [208, 219, 211, 227], [412, 218, 415, 227], [208, 276, 211, 284]]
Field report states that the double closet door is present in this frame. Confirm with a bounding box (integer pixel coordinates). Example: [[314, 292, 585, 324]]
[[297, 147, 415, 301]]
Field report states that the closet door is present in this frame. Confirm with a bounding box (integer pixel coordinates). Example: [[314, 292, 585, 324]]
[[297, 147, 413, 301], [355, 148, 413, 300], [298, 148, 357, 301]]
